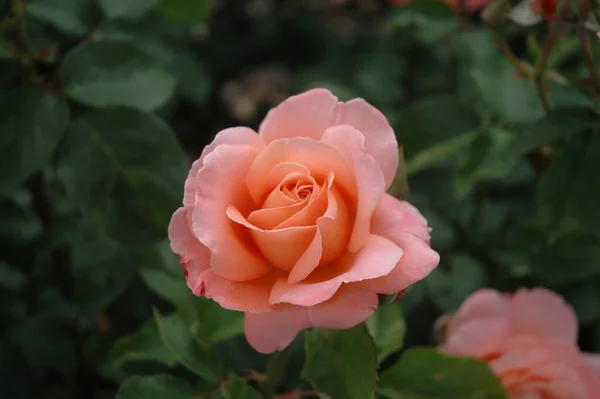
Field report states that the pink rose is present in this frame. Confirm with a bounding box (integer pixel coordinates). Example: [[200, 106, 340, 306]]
[[441, 288, 600, 398], [169, 88, 439, 353]]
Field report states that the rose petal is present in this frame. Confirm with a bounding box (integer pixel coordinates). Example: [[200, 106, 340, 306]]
[[168, 207, 209, 261], [227, 205, 317, 271], [270, 234, 402, 306], [259, 89, 398, 189], [443, 318, 509, 358], [244, 286, 377, 353], [245, 137, 355, 205], [192, 144, 272, 281], [259, 88, 339, 144], [447, 289, 509, 335], [322, 125, 385, 251], [357, 195, 439, 294], [583, 353, 600, 373], [333, 98, 398, 189], [510, 288, 578, 343], [184, 127, 264, 207], [287, 177, 352, 284], [197, 268, 280, 313]]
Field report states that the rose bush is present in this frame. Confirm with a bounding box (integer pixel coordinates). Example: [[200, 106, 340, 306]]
[[169, 88, 439, 353], [442, 288, 600, 398]]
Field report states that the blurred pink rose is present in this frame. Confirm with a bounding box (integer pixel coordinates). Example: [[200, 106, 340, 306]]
[[389, 0, 491, 12], [442, 288, 600, 398], [169, 88, 439, 353]]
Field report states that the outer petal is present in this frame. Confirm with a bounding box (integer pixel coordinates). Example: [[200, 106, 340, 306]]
[[509, 288, 578, 343], [357, 194, 439, 294], [184, 127, 264, 207], [447, 289, 509, 335], [244, 286, 377, 353], [334, 98, 398, 190], [192, 144, 271, 281], [259, 88, 398, 189], [442, 318, 509, 358], [198, 269, 279, 313], [322, 125, 385, 251], [269, 234, 402, 306], [583, 353, 600, 373], [168, 207, 209, 261], [259, 88, 339, 144]]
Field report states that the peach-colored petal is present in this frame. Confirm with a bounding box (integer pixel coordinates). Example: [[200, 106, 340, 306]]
[[443, 318, 509, 358], [358, 233, 439, 294], [168, 207, 208, 260], [510, 288, 578, 343], [287, 180, 352, 284], [356, 194, 438, 294], [447, 289, 509, 335], [192, 144, 272, 281], [259, 88, 398, 189], [182, 256, 210, 295], [244, 286, 377, 353], [333, 98, 398, 190], [583, 353, 600, 373], [322, 125, 385, 252], [259, 88, 339, 144], [183, 127, 264, 208], [245, 137, 355, 205], [269, 234, 402, 306], [227, 205, 317, 272], [197, 268, 280, 313]]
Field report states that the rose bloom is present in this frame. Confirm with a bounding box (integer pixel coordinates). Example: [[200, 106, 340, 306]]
[[529, 0, 557, 19], [441, 288, 600, 398], [168, 88, 439, 353], [389, 0, 491, 12]]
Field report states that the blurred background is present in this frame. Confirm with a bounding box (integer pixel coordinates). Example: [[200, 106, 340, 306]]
[[1, 0, 600, 398]]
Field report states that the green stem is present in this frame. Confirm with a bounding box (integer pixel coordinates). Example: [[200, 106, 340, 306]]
[[577, 27, 600, 98], [10, 0, 38, 82], [535, 33, 556, 112], [261, 345, 294, 399]]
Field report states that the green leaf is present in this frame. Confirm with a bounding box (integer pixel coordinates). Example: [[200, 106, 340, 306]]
[[396, 94, 480, 162], [537, 131, 600, 233], [61, 40, 176, 111], [108, 319, 175, 370], [513, 107, 596, 155], [0, 88, 69, 195], [193, 299, 244, 343], [531, 231, 600, 285], [205, 375, 262, 399], [116, 375, 196, 399], [425, 254, 487, 312], [99, 0, 160, 20], [139, 241, 192, 306], [366, 304, 406, 363], [153, 307, 223, 382], [56, 108, 188, 230], [158, 0, 212, 24], [379, 348, 507, 399], [26, 0, 98, 37], [388, 0, 459, 44], [302, 325, 377, 399], [564, 275, 600, 324]]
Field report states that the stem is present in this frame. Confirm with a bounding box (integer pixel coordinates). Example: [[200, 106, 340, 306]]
[[497, 36, 535, 80], [535, 33, 556, 112], [10, 0, 39, 82], [261, 345, 294, 399], [577, 27, 600, 97]]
